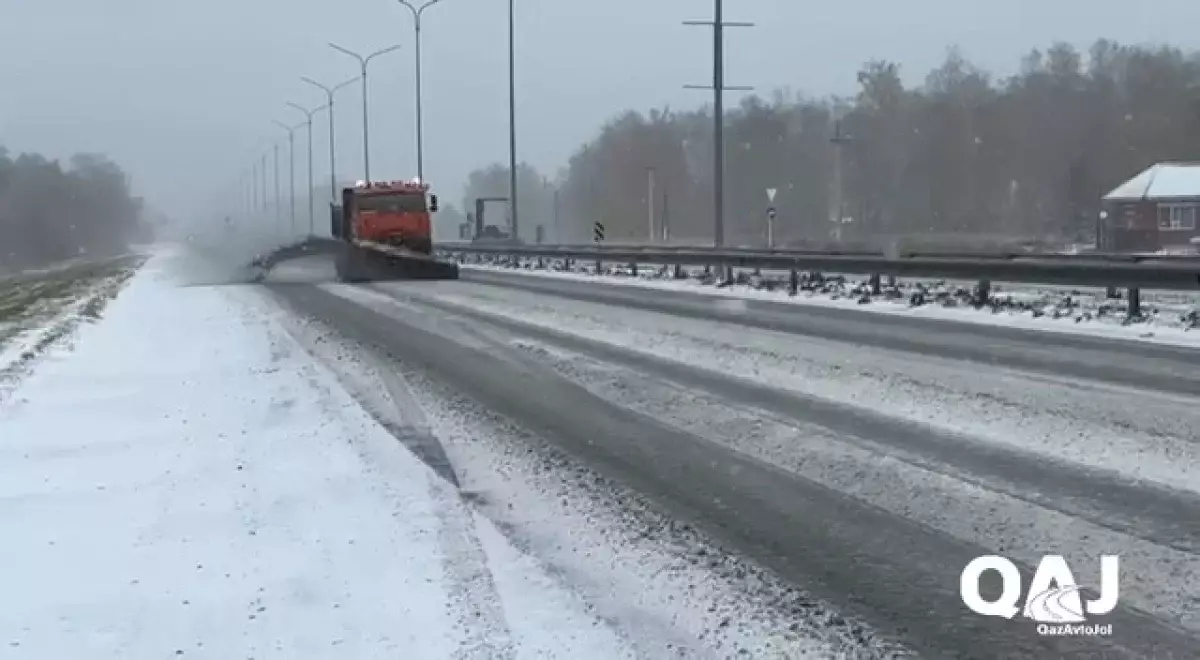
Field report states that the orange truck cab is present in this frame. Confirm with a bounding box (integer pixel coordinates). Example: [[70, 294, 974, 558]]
[[335, 179, 440, 254]]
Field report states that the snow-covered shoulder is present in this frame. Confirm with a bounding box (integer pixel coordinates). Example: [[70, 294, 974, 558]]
[[0, 247, 628, 659], [460, 261, 1200, 349]]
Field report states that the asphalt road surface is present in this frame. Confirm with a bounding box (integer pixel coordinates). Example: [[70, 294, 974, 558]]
[[264, 262, 1200, 659]]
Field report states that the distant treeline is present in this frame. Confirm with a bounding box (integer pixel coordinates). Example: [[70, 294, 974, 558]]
[[0, 147, 142, 271], [465, 39, 1200, 247]]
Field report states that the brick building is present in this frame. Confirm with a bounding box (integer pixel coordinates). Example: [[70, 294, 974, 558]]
[[1100, 162, 1200, 254]]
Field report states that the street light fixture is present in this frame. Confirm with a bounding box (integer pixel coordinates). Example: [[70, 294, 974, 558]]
[[287, 101, 328, 237], [328, 42, 403, 181], [397, 0, 446, 181], [300, 75, 359, 202], [272, 120, 298, 237]]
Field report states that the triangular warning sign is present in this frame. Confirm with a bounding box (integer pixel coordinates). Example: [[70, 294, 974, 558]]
[[766, 188, 777, 202]]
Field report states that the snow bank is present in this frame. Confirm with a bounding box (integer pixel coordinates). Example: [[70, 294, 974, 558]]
[[455, 257, 1200, 348], [0, 246, 629, 659]]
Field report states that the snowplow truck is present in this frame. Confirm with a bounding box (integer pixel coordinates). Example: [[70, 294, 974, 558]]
[[330, 179, 459, 283]]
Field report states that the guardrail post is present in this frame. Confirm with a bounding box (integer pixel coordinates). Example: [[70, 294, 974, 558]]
[[1127, 287, 1142, 319], [976, 279, 991, 308]]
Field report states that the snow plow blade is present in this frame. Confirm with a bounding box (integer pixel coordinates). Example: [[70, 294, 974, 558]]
[[334, 241, 459, 283]]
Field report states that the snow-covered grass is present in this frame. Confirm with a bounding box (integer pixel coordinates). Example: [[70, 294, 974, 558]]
[[0, 246, 637, 659], [450, 255, 1200, 348], [0, 255, 143, 395]]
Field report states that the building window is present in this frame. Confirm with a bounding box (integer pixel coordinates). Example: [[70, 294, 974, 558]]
[[1157, 204, 1198, 231]]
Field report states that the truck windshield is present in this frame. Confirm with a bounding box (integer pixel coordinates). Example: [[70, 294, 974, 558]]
[[356, 193, 426, 213]]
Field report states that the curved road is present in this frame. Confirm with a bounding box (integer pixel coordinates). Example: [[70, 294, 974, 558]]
[[264, 263, 1200, 659]]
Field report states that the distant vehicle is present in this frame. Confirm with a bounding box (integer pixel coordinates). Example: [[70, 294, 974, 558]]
[[330, 179, 458, 282]]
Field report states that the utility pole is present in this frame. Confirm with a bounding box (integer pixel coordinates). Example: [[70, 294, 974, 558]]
[[273, 143, 281, 229], [553, 188, 560, 244], [830, 119, 853, 237], [646, 167, 656, 243], [684, 0, 753, 248], [260, 152, 268, 217], [507, 0, 520, 241]]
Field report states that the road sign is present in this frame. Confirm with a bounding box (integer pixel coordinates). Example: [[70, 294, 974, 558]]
[[766, 207, 777, 219], [593, 221, 605, 242], [766, 187, 777, 203]]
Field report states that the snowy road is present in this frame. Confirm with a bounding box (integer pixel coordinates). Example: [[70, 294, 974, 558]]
[[5, 246, 1198, 659], [0, 250, 675, 659], [456, 268, 1200, 396], [262, 257, 1200, 659]]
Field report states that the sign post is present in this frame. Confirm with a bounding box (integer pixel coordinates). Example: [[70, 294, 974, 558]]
[[765, 187, 778, 249], [593, 221, 605, 273]]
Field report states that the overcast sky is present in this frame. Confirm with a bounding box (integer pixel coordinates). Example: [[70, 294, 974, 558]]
[[2, 0, 1197, 223]]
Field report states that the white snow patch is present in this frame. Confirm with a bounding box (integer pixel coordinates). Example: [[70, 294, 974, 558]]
[[0, 247, 629, 659], [458, 262, 1200, 348], [374, 282, 1200, 496], [504, 341, 1200, 632], [265, 289, 878, 658]]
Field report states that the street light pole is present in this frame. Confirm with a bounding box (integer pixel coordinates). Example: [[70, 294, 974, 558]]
[[398, 0, 445, 181], [507, 0, 519, 240], [260, 151, 268, 217], [329, 42, 403, 181], [647, 167, 656, 242], [273, 143, 281, 229], [683, 0, 753, 248], [287, 101, 327, 237], [272, 120, 298, 237], [301, 75, 359, 202]]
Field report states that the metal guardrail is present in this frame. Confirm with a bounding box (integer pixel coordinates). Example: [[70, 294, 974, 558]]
[[437, 242, 1200, 289], [435, 242, 1200, 317]]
